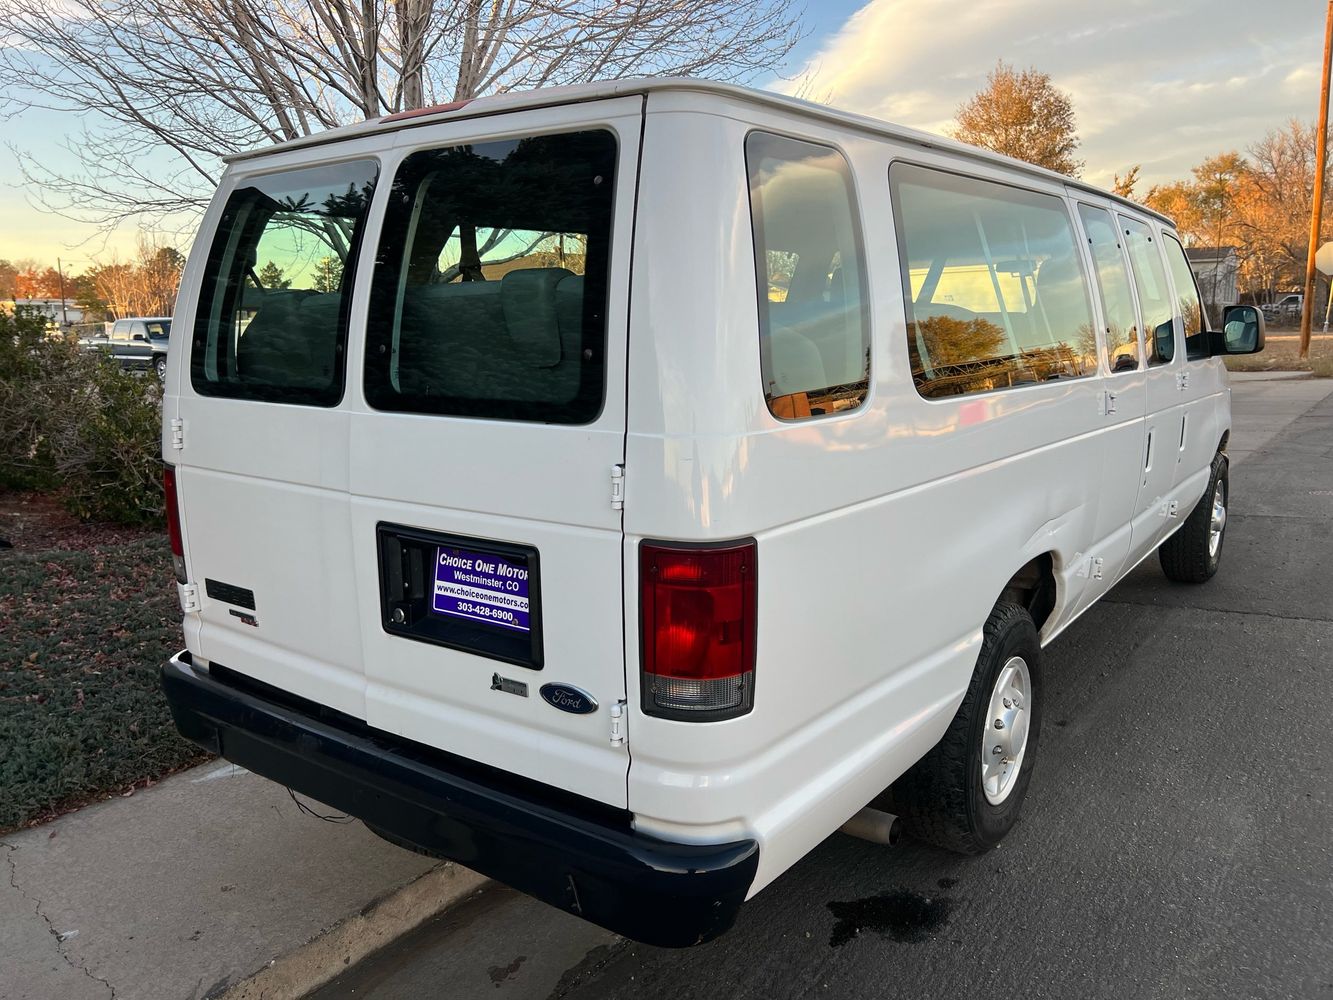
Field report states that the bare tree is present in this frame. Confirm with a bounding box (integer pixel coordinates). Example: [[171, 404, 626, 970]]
[[951, 61, 1082, 177], [0, 0, 802, 235]]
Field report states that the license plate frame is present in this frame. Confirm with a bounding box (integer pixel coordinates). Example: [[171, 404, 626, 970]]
[[376, 523, 544, 669]]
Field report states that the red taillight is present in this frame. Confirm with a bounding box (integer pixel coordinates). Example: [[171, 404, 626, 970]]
[[640, 540, 756, 720], [163, 466, 187, 584]]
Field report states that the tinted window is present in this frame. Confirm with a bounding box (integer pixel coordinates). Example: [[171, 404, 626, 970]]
[[145, 320, 171, 339], [365, 130, 617, 424], [1119, 217, 1175, 366], [192, 159, 379, 406], [891, 164, 1097, 399], [747, 132, 869, 419], [1077, 205, 1141, 373], [1163, 234, 1208, 360]]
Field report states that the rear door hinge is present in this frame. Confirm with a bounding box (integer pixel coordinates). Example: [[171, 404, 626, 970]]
[[1099, 389, 1118, 416], [609, 699, 627, 746], [178, 582, 200, 613], [1176, 370, 1190, 391], [170, 417, 184, 450], [610, 464, 625, 510]]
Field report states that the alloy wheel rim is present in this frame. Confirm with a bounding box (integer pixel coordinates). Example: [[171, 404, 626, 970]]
[[981, 656, 1031, 805], [1208, 480, 1227, 559]]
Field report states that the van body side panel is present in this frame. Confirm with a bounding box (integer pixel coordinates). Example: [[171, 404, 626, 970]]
[[624, 100, 1106, 892], [346, 100, 644, 808]]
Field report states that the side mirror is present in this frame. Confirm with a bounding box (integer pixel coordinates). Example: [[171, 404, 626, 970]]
[[1215, 304, 1265, 355], [132, 333, 149, 343]]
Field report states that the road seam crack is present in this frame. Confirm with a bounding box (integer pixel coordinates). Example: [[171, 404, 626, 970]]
[[1101, 599, 1333, 627], [3, 841, 118, 999]]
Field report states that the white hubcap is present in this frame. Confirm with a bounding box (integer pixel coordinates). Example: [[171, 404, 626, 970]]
[[981, 656, 1031, 805], [1208, 480, 1226, 559]]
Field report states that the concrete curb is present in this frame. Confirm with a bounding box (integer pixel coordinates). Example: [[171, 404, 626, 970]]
[[217, 862, 490, 1000]]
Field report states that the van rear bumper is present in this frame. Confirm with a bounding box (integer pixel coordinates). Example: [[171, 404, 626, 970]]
[[160, 652, 757, 947]]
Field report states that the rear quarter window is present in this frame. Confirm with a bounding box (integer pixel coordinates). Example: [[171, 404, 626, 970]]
[[364, 129, 618, 424], [746, 132, 870, 420], [191, 159, 379, 406]]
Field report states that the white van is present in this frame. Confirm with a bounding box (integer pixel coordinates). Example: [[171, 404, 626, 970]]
[[160, 79, 1264, 947]]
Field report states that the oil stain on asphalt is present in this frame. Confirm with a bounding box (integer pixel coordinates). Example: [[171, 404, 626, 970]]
[[826, 888, 952, 947]]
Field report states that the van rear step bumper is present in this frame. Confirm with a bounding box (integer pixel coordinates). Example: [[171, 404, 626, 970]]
[[160, 653, 758, 947]]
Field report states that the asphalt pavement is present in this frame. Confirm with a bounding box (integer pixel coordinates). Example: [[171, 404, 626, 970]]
[[314, 377, 1333, 1000]]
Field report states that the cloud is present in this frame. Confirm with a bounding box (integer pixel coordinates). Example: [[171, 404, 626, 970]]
[[777, 0, 1324, 187]]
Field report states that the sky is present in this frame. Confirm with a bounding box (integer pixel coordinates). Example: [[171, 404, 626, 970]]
[[0, 0, 1327, 269]]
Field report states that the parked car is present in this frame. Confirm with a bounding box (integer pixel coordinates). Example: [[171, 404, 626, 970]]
[[1262, 293, 1302, 321], [158, 78, 1265, 948], [86, 317, 172, 379]]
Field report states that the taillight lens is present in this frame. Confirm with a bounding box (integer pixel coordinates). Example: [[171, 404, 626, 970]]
[[163, 466, 187, 584], [640, 540, 756, 720]]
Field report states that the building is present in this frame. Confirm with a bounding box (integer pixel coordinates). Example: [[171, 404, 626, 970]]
[[2, 298, 87, 326], [1185, 247, 1239, 325]]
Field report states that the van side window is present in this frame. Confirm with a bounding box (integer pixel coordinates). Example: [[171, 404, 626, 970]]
[[1118, 217, 1175, 366], [191, 160, 378, 406], [1162, 234, 1209, 361], [1077, 204, 1141, 373], [364, 130, 617, 424], [746, 132, 870, 419], [890, 164, 1097, 399]]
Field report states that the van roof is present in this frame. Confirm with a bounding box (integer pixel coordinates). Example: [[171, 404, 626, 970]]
[[225, 77, 1172, 227]]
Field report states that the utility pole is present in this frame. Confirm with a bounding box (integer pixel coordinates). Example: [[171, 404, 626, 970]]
[[1300, 0, 1333, 361], [56, 257, 68, 326]]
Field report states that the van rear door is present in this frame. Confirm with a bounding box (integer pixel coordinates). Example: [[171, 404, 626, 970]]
[[348, 100, 642, 807]]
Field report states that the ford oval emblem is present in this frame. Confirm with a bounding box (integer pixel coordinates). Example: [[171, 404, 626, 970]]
[[540, 683, 598, 715]]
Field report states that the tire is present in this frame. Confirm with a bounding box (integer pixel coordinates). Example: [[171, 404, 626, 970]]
[[1159, 452, 1228, 584], [155, 355, 168, 381], [888, 601, 1043, 855]]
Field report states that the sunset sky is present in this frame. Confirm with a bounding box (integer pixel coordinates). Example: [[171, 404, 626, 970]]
[[0, 0, 1327, 267]]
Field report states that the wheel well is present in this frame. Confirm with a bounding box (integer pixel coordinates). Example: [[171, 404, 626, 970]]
[[1217, 429, 1229, 454], [999, 554, 1056, 633]]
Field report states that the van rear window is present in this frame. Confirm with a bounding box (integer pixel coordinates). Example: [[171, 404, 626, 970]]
[[364, 130, 618, 424], [191, 160, 379, 406]]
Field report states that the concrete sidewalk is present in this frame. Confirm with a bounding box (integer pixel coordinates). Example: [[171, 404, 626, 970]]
[[1, 759, 466, 1000]]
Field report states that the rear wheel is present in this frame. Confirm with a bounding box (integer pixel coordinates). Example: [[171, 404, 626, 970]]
[[889, 601, 1043, 854], [1159, 452, 1228, 583]]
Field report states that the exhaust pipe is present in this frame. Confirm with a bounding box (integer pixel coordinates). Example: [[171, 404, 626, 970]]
[[840, 807, 902, 846]]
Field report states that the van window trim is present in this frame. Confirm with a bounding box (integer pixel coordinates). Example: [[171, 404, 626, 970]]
[[744, 126, 875, 423], [361, 125, 624, 425], [887, 157, 1102, 404], [1115, 211, 1182, 370], [1160, 230, 1211, 363], [1073, 198, 1146, 376], [189, 153, 384, 407]]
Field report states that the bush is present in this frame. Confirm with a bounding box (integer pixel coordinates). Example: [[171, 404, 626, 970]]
[[0, 308, 59, 491], [0, 309, 164, 524]]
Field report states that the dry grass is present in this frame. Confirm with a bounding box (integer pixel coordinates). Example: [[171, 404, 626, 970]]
[[1223, 334, 1333, 378]]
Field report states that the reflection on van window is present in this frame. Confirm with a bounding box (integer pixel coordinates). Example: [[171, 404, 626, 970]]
[[890, 164, 1097, 399], [365, 130, 617, 424], [1162, 234, 1209, 361], [1120, 217, 1175, 366], [191, 160, 378, 405], [746, 133, 869, 420], [1077, 205, 1140, 373]]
